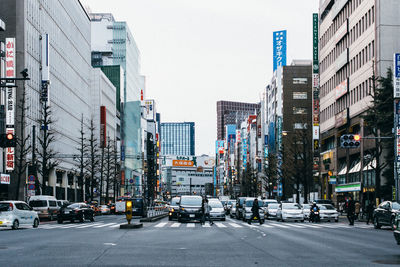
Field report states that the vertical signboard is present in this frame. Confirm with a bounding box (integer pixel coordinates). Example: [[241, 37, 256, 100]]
[[41, 34, 50, 102], [312, 14, 320, 164], [273, 30, 287, 71], [5, 38, 15, 171], [100, 106, 107, 148], [394, 54, 400, 98]]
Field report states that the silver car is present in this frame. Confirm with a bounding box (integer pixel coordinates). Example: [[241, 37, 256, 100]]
[[266, 203, 279, 219], [302, 204, 311, 220], [209, 200, 226, 221], [0, 201, 40, 230], [277, 203, 304, 222], [243, 198, 265, 223], [318, 204, 339, 222]]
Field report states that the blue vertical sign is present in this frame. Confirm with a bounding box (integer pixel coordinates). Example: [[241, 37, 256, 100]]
[[273, 30, 287, 72], [394, 53, 400, 98]]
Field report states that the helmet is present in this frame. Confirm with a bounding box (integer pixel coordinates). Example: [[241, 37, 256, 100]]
[[312, 201, 316, 205]]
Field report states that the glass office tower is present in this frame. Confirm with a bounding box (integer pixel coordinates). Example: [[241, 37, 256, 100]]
[[161, 122, 195, 156]]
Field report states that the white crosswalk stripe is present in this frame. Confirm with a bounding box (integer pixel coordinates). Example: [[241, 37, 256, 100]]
[[228, 223, 242, 228], [268, 223, 290, 228], [202, 223, 211, 227], [75, 223, 103, 229], [171, 223, 181, 228], [94, 223, 117, 228], [187, 223, 195, 228], [155, 222, 168, 228], [215, 223, 226, 228]]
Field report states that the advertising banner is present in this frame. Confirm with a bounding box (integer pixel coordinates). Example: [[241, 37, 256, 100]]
[[313, 14, 319, 74], [273, 30, 287, 71], [394, 53, 400, 98], [5, 38, 16, 171], [0, 174, 10, 184], [215, 140, 224, 154], [100, 106, 107, 148], [335, 79, 348, 99]]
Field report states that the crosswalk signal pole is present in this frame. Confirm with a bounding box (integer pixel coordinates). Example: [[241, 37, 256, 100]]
[[126, 200, 132, 224]]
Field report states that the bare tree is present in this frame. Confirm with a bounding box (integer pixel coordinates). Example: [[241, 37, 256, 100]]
[[36, 103, 59, 195], [14, 82, 31, 200], [84, 118, 100, 201], [73, 115, 87, 202]]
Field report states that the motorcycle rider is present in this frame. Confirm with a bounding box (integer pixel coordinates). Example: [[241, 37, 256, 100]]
[[309, 202, 320, 223]]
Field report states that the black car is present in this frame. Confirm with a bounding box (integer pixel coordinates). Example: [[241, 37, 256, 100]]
[[57, 203, 95, 224], [373, 201, 400, 229], [177, 196, 203, 222], [169, 197, 180, 221], [315, 199, 334, 205]]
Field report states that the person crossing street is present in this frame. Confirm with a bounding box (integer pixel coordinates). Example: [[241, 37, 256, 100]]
[[248, 198, 263, 225], [345, 196, 356, 226]]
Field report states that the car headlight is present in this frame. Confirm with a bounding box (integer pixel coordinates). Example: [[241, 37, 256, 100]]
[[171, 208, 174, 212]]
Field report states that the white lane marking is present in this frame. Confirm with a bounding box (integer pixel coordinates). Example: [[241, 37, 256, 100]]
[[304, 224, 322, 228], [56, 224, 82, 229], [187, 223, 195, 228], [171, 223, 181, 228], [109, 224, 121, 228], [268, 223, 290, 228], [215, 223, 226, 228], [228, 223, 242, 228], [284, 223, 305, 228], [154, 222, 168, 228], [202, 224, 211, 228], [75, 223, 102, 229], [242, 223, 257, 228], [261, 224, 273, 228], [94, 223, 117, 228]]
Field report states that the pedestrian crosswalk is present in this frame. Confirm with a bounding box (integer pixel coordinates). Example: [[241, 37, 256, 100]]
[[20, 219, 375, 231]]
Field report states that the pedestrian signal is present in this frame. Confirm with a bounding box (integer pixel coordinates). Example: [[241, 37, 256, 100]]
[[340, 134, 361, 148]]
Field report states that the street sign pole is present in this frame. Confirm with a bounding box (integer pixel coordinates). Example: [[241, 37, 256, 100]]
[[393, 53, 400, 202]]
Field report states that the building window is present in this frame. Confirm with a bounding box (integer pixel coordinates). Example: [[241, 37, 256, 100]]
[[293, 78, 308, 84], [293, 92, 308, 100], [293, 123, 307, 129], [293, 107, 307, 114]]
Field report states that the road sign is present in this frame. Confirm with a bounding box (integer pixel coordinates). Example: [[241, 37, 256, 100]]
[[28, 184, 35, 190], [27, 190, 35, 197], [129, 178, 134, 184], [28, 175, 35, 184]]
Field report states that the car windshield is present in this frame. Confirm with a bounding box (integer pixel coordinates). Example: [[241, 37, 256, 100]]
[[171, 198, 180, 206], [245, 200, 261, 207], [282, 203, 301, 210], [180, 197, 202, 206], [268, 204, 279, 209], [319, 204, 335, 210], [303, 204, 311, 209], [67, 203, 81, 209], [392, 202, 400, 209], [228, 201, 236, 205], [209, 201, 223, 208], [239, 198, 246, 205], [0, 203, 11, 212], [29, 200, 47, 207]]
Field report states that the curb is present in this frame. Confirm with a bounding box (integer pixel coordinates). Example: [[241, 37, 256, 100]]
[[119, 223, 143, 229], [140, 213, 168, 223]]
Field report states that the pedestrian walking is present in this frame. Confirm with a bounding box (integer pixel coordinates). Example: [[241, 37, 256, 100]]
[[248, 198, 263, 225], [366, 201, 374, 225], [202, 198, 213, 225], [346, 196, 356, 225], [355, 201, 361, 220]]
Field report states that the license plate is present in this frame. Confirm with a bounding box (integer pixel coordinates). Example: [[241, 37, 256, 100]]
[[189, 214, 195, 218]]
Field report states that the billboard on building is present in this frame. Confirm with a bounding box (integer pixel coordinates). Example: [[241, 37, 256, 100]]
[[215, 140, 224, 154], [100, 106, 107, 148], [5, 38, 16, 171], [145, 100, 155, 121], [273, 30, 287, 71], [394, 53, 400, 98]]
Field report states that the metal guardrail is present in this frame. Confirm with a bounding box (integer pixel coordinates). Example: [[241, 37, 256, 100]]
[[146, 206, 168, 218]]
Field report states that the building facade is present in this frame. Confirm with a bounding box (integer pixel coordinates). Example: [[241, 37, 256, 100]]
[[0, 0, 93, 201], [161, 122, 195, 156], [318, 0, 400, 205], [217, 101, 260, 140]]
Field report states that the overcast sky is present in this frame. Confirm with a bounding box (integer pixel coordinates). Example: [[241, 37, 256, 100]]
[[81, 0, 319, 156]]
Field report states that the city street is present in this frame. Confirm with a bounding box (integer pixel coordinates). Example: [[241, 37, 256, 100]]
[[1, 215, 399, 266]]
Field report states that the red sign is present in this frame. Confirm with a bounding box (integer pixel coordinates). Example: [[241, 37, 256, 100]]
[[100, 106, 106, 148], [0, 174, 10, 185]]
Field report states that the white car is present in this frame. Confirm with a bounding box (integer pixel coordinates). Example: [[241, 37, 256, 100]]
[[243, 198, 265, 223], [277, 203, 304, 222], [0, 201, 40, 230], [209, 200, 226, 221], [302, 204, 311, 220], [318, 204, 339, 222], [266, 203, 279, 219]]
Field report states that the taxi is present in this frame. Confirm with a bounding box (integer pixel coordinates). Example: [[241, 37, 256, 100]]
[[0, 201, 40, 230]]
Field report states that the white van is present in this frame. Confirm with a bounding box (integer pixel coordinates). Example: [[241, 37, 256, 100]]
[[28, 195, 59, 221]]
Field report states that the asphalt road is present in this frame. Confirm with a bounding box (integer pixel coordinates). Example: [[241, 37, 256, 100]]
[[0, 215, 399, 266]]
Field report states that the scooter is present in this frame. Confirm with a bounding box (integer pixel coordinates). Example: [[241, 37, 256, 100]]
[[309, 208, 320, 223]]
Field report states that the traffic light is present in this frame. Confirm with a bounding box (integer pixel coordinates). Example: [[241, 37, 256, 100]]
[[0, 133, 16, 148], [125, 200, 133, 224], [340, 134, 361, 148]]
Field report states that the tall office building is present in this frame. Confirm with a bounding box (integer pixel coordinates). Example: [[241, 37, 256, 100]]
[[90, 13, 144, 194], [217, 101, 260, 140], [161, 122, 195, 156], [318, 0, 400, 204], [0, 0, 92, 200]]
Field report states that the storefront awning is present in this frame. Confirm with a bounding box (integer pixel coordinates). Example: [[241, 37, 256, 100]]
[[363, 159, 376, 171], [348, 162, 361, 173], [338, 166, 347, 176]]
